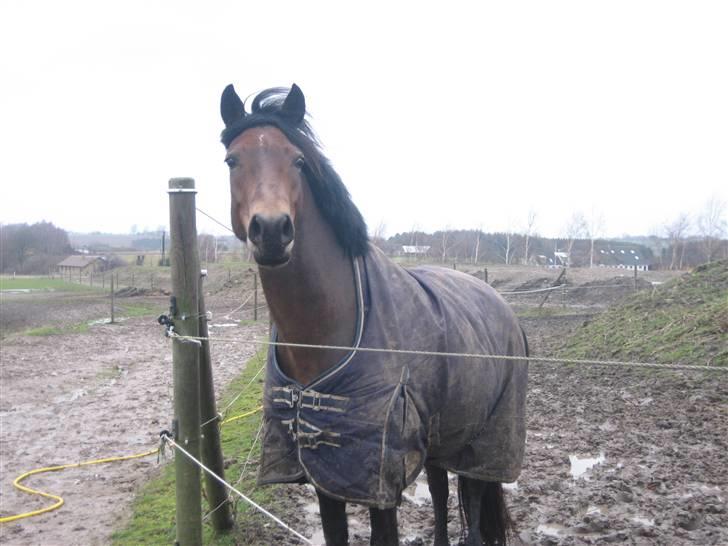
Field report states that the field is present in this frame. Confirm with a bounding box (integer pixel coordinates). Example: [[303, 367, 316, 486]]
[[0, 262, 726, 545]]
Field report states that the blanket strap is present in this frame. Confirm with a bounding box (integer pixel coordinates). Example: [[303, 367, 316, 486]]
[[271, 386, 348, 413]]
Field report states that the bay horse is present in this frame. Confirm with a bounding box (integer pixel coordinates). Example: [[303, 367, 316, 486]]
[[219, 84, 528, 546]]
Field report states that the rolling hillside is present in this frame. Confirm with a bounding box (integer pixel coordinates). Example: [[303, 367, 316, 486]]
[[558, 260, 728, 367]]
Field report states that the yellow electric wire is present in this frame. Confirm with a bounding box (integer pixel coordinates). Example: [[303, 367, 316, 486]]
[[0, 448, 158, 525], [221, 405, 263, 426], [1, 405, 264, 525]]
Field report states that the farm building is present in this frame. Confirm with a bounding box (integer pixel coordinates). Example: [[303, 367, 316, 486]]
[[536, 251, 570, 268], [57, 255, 105, 275], [400, 245, 431, 257], [596, 244, 651, 271]]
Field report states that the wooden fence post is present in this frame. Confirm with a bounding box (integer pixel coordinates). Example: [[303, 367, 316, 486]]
[[168, 177, 203, 546], [198, 273, 234, 532], [539, 267, 567, 310]]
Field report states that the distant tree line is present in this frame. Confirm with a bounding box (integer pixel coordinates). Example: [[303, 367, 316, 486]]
[[375, 229, 726, 269], [0, 222, 72, 274], [2, 196, 725, 274], [374, 197, 727, 269], [661, 196, 728, 268]]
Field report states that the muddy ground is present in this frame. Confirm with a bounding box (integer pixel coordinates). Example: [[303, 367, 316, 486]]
[[1, 268, 726, 545], [0, 288, 268, 546], [269, 311, 727, 546]]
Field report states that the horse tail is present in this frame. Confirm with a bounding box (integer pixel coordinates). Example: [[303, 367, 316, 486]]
[[480, 481, 514, 546], [457, 477, 467, 545], [457, 479, 514, 546]]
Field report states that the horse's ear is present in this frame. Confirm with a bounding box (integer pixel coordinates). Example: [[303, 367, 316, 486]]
[[221, 84, 246, 127], [280, 84, 306, 125]]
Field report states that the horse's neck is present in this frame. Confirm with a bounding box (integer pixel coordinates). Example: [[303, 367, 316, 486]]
[[258, 195, 358, 386]]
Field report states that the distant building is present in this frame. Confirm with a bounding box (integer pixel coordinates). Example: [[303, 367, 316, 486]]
[[596, 244, 650, 271], [401, 245, 431, 256], [57, 255, 105, 275], [536, 251, 569, 268]]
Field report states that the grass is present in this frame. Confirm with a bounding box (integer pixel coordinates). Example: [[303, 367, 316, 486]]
[[515, 306, 590, 319], [118, 302, 160, 318], [20, 302, 158, 337], [557, 260, 728, 367], [112, 351, 283, 545], [0, 276, 100, 292], [238, 319, 260, 327], [25, 323, 90, 336]]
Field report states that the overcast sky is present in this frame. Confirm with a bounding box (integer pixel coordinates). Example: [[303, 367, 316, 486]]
[[1, 1, 726, 240]]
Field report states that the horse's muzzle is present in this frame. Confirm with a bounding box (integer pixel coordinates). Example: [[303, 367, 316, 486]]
[[248, 213, 295, 267]]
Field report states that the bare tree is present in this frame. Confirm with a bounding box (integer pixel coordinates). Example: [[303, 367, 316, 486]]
[[664, 213, 691, 270], [696, 195, 727, 264], [496, 222, 516, 265], [371, 220, 387, 250], [506, 232, 514, 265], [562, 212, 587, 264], [408, 223, 421, 247], [0, 222, 72, 274], [439, 225, 454, 263], [198, 234, 217, 263], [522, 209, 538, 265], [585, 206, 605, 268], [472, 225, 483, 264]]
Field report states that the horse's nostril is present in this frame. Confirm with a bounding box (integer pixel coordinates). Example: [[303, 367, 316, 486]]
[[248, 213, 293, 249], [280, 215, 294, 246], [248, 214, 263, 246]]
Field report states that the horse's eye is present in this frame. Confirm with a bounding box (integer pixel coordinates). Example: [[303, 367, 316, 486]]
[[294, 156, 305, 169], [225, 156, 238, 169]]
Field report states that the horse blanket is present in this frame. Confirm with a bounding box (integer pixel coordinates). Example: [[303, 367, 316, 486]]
[[258, 245, 528, 509]]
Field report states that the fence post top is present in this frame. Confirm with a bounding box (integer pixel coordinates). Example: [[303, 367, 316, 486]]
[[168, 178, 196, 192]]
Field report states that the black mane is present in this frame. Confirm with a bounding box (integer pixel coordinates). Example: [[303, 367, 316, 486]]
[[221, 87, 369, 257]]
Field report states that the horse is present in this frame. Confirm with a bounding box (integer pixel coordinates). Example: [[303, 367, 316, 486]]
[[219, 83, 528, 546]]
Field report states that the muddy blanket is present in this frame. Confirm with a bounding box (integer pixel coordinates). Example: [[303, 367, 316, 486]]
[[258, 246, 528, 508]]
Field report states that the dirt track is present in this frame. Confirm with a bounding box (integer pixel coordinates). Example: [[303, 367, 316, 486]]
[[1, 271, 726, 545]]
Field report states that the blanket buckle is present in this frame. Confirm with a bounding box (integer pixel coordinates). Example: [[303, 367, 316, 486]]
[[289, 390, 299, 407]]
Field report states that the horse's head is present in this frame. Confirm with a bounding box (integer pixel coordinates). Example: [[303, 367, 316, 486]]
[[220, 84, 369, 266], [220, 84, 307, 267]]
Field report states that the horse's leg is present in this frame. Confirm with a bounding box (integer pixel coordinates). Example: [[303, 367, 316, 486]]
[[368, 506, 399, 546], [426, 464, 450, 546], [316, 490, 349, 546], [458, 476, 485, 546]]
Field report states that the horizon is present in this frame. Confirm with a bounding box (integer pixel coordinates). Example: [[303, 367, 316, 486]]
[[52, 223, 722, 244]]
